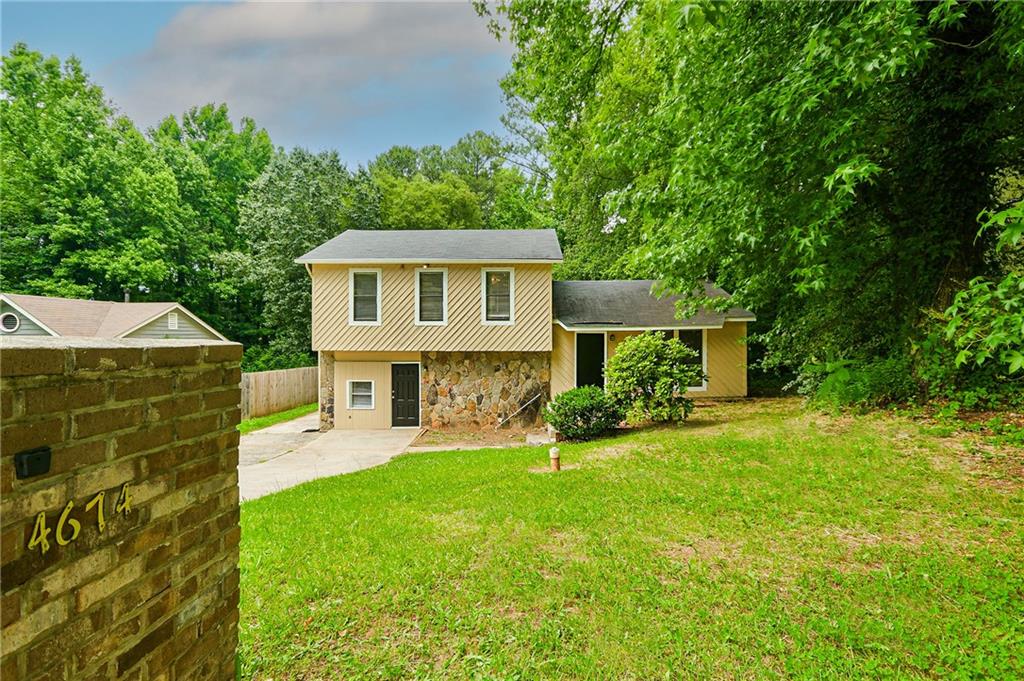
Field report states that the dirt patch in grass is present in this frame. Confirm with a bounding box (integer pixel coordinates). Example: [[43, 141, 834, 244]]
[[943, 438, 1024, 491], [540, 528, 589, 564], [662, 538, 742, 569], [528, 463, 580, 473], [585, 442, 648, 461]]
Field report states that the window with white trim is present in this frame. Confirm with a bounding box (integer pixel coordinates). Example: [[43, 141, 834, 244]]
[[348, 380, 374, 409], [167, 312, 179, 330], [349, 270, 381, 324], [416, 269, 447, 324], [482, 269, 513, 324]]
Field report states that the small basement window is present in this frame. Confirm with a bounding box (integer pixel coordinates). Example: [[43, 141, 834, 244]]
[[0, 312, 20, 333], [168, 312, 179, 330], [348, 380, 374, 409]]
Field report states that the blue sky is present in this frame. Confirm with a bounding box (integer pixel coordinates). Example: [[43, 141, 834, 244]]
[[1, 1, 513, 165]]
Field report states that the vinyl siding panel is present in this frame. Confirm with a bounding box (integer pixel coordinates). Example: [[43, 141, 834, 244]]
[[552, 323, 748, 398], [0, 301, 52, 336], [312, 263, 552, 352], [551, 324, 575, 397], [126, 311, 219, 340], [334, 360, 392, 429], [704, 322, 747, 397]]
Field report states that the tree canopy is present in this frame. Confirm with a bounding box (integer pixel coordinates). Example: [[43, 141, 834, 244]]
[[485, 0, 1024, 401]]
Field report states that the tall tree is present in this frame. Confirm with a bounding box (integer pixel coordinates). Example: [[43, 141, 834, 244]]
[[238, 149, 352, 355], [1, 44, 187, 300], [488, 1, 1024, 380]]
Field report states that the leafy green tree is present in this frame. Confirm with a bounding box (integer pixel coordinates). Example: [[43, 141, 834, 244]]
[[150, 105, 273, 346], [489, 1, 1024, 398], [377, 172, 483, 230], [1, 44, 186, 300], [238, 149, 352, 355]]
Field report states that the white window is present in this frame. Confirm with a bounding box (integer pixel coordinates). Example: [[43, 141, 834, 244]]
[[347, 380, 375, 409], [415, 268, 447, 325], [481, 268, 514, 325], [167, 312, 179, 330], [349, 269, 381, 325]]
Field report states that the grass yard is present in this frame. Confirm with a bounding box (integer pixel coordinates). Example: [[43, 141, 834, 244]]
[[239, 399, 1023, 679], [237, 402, 318, 434]]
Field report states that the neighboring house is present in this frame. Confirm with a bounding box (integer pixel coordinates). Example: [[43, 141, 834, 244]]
[[297, 229, 754, 431], [0, 293, 228, 341]]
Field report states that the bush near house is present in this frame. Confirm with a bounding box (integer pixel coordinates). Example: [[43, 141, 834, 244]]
[[605, 331, 702, 424], [543, 386, 622, 441]]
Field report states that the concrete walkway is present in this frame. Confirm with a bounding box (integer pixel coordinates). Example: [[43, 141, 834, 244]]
[[238, 412, 321, 467], [238, 423, 419, 501]]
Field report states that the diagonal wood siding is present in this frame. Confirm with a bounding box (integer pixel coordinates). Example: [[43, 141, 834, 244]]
[[312, 263, 553, 352]]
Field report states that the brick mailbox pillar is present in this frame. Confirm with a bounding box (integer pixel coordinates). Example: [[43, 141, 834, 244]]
[[0, 338, 243, 680]]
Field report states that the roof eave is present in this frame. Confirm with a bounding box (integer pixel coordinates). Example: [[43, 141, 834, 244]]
[[295, 258, 564, 265]]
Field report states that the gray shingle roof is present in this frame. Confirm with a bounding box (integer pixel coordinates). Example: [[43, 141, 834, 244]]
[[296, 229, 563, 264], [553, 280, 755, 328]]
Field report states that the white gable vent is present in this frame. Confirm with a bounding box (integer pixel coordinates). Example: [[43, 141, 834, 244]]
[[168, 312, 179, 330], [1, 312, 20, 333]]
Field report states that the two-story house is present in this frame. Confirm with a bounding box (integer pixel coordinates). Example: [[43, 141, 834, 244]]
[[297, 229, 754, 431]]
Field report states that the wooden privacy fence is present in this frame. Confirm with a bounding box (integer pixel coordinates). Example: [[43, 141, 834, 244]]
[[241, 366, 318, 420]]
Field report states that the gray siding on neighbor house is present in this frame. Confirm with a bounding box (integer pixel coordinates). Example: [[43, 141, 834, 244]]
[[125, 311, 219, 340], [0, 300, 53, 336]]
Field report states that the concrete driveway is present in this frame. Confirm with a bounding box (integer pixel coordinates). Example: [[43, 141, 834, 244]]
[[238, 421, 419, 501]]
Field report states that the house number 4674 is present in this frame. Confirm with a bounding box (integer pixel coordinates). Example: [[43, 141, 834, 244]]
[[28, 483, 133, 555]]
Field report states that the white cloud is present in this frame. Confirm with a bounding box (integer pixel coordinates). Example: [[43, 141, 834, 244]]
[[101, 1, 511, 159]]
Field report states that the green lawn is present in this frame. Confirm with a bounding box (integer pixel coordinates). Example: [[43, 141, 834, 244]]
[[238, 402, 317, 434], [239, 399, 1023, 679]]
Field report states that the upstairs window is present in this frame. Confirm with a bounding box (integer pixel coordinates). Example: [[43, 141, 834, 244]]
[[482, 269, 514, 324], [416, 269, 447, 325], [349, 269, 381, 325]]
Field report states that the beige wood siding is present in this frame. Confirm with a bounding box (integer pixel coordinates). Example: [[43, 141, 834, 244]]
[[552, 322, 748, 399], [606, 330, 642, 358], [551, 324, 575, 397], [312, 264, 552, 352], [705, 322, 747, 397], [333, 352, 422, 429]]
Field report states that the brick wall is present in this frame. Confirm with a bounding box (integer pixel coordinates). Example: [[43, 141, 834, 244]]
[[0, 338, 242, 681]]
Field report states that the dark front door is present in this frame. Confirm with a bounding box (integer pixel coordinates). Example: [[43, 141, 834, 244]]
[[576, 333, 605, 388], [391, 364, 420, 427]]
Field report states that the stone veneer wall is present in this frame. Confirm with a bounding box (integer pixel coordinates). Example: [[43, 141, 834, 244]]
[[0, 338, 242, 681], [317, 351, 334, 432], [421, 351, 550, 429]]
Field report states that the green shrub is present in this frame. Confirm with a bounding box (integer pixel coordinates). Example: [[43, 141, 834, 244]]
[[913, 318, 1024, 411], [543, 386, 622, 441], [807, 356, 918, 409], [605, 332, 702, 424]]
